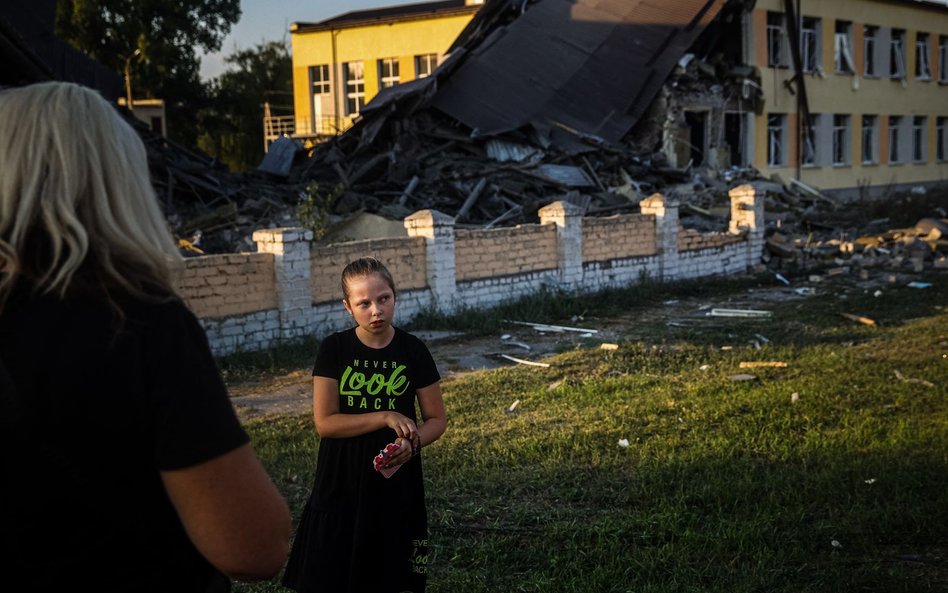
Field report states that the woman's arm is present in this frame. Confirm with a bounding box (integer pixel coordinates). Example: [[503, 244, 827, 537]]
[[312, 376, 418, 439], [160, 443, 291, 581]]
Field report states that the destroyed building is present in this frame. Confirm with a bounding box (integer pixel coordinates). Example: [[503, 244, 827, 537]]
[[280, 0, 948, 236]]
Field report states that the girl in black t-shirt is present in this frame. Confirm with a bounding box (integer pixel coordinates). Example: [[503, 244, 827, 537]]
[[283, 257, 448, 593]]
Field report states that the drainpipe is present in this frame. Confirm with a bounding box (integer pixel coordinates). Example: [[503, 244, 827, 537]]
[[796, 0, 801, 181], [331, 28, 340, 133]]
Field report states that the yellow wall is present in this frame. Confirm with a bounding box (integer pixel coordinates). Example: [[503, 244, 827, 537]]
[[291, 13, 475, 135], [752, 0, 948, 191]]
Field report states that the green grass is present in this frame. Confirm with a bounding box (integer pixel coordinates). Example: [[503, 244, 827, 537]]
[[235, 272, 948, 593]]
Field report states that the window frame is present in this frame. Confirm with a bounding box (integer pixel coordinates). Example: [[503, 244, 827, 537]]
[[802, 114, 819, 167], [767, 12, 789, 68], [916, 33, 932, 80], [309, 64, 330, 95], [912, 116, 927, 163], [864, 25, 879, 77], [890, 28, 907, 79], [939, 35, 948, 82], [936, 116, 947, 161], [767, 113, 787, 167], [343, 61, 365, 116], [414, 53, 439, 79], [832, 114, 851, 166], [862, 115, 878, 165], [378, 57, 400, 89], [835, 20, 855, 74], [889, 116, 903, 164], [801, 17, 821, 73]]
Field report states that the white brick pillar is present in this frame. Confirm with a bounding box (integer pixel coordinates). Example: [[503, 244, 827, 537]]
[[728, 184, 766, 269], [404, 209, 458, 312], [538, 200, 584, 288], [253, 227, 314, 340], [640, 193, 680, 281]]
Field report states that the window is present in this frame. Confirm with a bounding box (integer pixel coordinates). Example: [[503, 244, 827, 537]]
[[415, 53, 438, 78], [916, 33, 932, 79], [343, 61, 365, 116], [912, 116, 927, 162], [378, 58, 400, 89], [832, 115, 851, 165], [835, 21, 854, 73], [889, 116, 903, 163], [864, 25, 878, 76], [309, 65, 330, 95], [890, 29, 907, 78], [767, 12, 789, 67], [801, 17, 821, 73], [802, 114, 819, 166], [862, 115, 878, 164], [768, 114, 787, 166], [939, 36, 948, 82], [937, 117, 947, 161]]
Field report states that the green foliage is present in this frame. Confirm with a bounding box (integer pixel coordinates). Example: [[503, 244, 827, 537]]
[[196, 40, 293, 171], [55, 0, 240, 145], [236, 273, 948, 593], [296, 182, 344, 240]]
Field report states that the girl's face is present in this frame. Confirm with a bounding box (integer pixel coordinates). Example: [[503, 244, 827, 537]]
[[343, 273, 396, 340]]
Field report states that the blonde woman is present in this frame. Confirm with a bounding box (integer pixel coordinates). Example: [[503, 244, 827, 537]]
[[0, 82, 291, 592]]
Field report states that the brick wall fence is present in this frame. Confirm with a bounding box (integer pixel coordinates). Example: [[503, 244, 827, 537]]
[[180, 185, 766, 355]]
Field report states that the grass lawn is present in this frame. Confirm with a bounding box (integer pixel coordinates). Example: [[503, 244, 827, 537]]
[[235, 270, 948, 593]]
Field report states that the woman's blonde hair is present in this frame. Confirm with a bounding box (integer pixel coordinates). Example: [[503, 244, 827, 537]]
[[0, 81, 181, 310]]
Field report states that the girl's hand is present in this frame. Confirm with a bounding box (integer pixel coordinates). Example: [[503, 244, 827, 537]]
[[385, 412, 417, 441], [388, 437, 414, 467]]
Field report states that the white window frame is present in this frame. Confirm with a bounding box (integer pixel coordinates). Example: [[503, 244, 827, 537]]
[[343, 61, 365, 116], [832, 114, 851, 166], [378, 58, 400, 89], [889, 116, 903, 164], [864, 25, 878, 76], [890, 29, 907, 79], [767, 12, 789, 68], [801, 17, 821, 73], [768, 114, 787, 167], [912, 116, 927, 162], [862, 115, 878, 164], [802, 114, 819, 166], [309, 64, 330, 95], [916, 33, 932, 80], [940, 36, 948, 82], [415, 53, 438, 79], [937, 117, 947, 161], [835, 21, 854, 74]]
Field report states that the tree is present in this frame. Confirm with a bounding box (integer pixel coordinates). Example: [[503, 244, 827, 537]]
[[55, 0, 240, 145], [197, 40, 293, 172]]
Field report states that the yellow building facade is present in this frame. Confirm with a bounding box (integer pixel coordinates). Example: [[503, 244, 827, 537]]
[[750, 0, 948, 194], [289, 0, 481, 139]]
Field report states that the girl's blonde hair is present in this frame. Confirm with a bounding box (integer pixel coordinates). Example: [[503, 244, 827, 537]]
[[0, 82, 181, 310], [341, 257, 396, 302]]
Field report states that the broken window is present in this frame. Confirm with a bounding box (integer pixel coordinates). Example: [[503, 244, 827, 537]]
[[724, 112, 748, 167], [940, 36, 948, 82], [937, 117, 947, 161], [310, 65, 330, 95], [916, 33, 932, 80], [415, 53, 438, 78], [864, 25, 879, 76], [378, 58, 400, 89], [912, 116, 927, 162], [768, 113, 787, 167], [835, 21, 854, 74], [344, 61, 365, 116], [889, 115, 903, 163], [767, 12, 789, 68], [802, 114, 819, 166], [862, 115, 878, 164], [832, 114, 851, 166], [801, 17, 821, 73], [890, 29, 907, 78]]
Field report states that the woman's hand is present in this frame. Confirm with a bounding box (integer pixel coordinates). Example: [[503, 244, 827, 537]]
[[385, 436, 414, 467]]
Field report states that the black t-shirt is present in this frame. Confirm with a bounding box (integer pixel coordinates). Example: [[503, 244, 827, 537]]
[[0, 288, 248, 592]]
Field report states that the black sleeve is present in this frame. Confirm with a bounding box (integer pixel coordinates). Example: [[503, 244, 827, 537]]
[[312, 332, 341, 379], [409, 333, 441, 390], [146, 301, 249, 471]]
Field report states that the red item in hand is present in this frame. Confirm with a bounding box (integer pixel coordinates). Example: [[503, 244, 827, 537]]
[[373, 442, 401, 478]]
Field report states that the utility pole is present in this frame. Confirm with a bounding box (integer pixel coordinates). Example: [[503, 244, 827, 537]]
[[124, 49, 142, 111]]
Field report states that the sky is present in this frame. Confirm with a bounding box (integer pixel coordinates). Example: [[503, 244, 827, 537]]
[[199, 0, 394, 80]]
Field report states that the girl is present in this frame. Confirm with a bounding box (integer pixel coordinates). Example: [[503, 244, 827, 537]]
[[282, 257, 447, 593]]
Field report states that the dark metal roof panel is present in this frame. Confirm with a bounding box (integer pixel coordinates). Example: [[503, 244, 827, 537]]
[[293, 0, 477, 33], [431, 0, 728, 145]]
